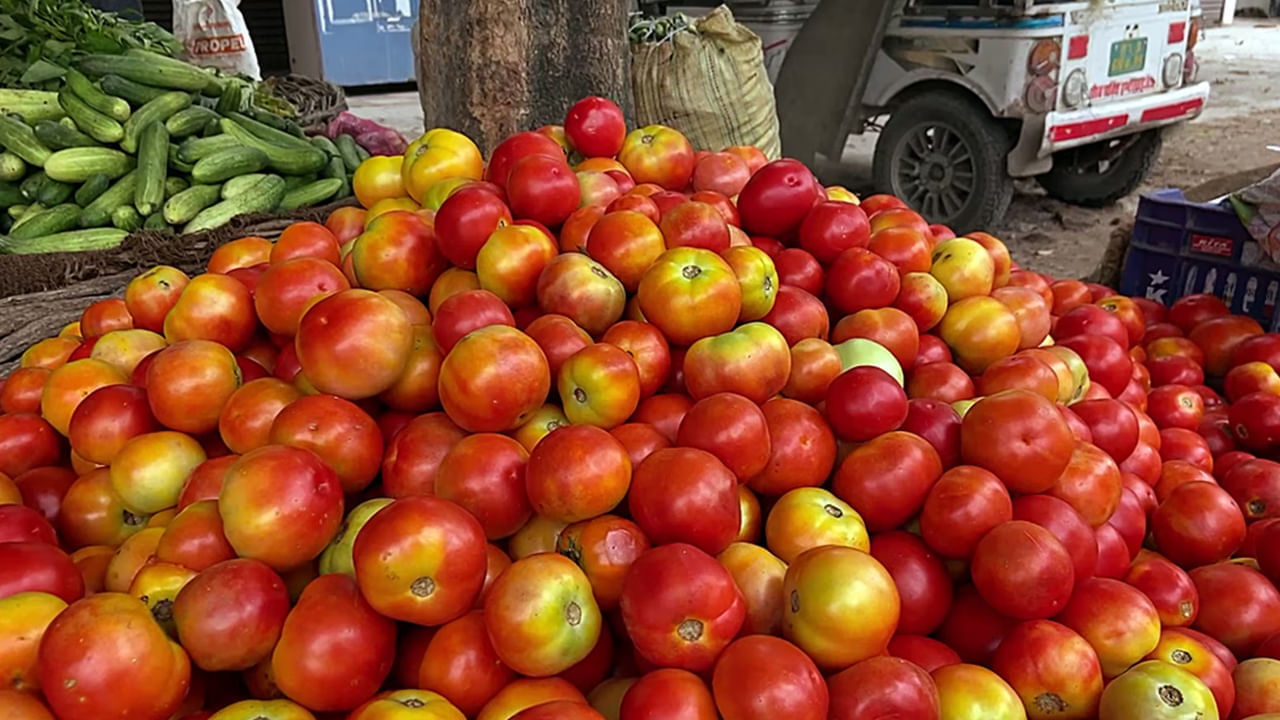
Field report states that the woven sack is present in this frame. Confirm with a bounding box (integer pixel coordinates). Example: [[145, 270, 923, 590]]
[[631, 5, 781, 159]]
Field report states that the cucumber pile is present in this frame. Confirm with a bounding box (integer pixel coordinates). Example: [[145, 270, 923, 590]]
[[0, 49, 357, 255]]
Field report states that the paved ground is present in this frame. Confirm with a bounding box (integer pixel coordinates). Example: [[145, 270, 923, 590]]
[[347, 19, 1280, 280]]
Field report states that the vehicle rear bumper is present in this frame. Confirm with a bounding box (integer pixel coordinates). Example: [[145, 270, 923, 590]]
[[1039, 81, 1211, 157]]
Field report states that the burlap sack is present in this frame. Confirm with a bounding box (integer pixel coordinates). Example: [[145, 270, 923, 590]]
[[631, 5, 782, 159]]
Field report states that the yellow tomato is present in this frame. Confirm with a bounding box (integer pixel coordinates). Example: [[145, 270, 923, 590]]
[[353, 155, 407, 209], [364, 196, 421, 225], [403, 128, 484, 202], [58, 321, 81, 339], [209, 699, 316, 720], [0, 591, 68, 693], [349, 689, 466, 720], [420, 176, 474, 211], [826, 185, 860, 204], [576, 157, 627, 173]]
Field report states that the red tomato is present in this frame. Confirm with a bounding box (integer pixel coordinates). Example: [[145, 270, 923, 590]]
[[869, 530, 953, 636], [173, 558, 289, 672], [585, 211, 667, 293], [0, 541, 83, 603], [901, 398, 962, 468], [564, 96, 625, 157], [990, 619, 1103, 720], [1150, 481, 1245, 567], [525, 425, 630, 524], [1190, 562, 1280, 658], [269, 394, 382, 494], [1057, 577, 1161, 678], [960, 389, 1075, 494], [1012, 494, 1098, 582], [676, 393, 770, 481], [920, 465, 1012, 559], [692, 152, 751, 197], [737, 159, 822, 238], [435, 433, 532, 539], [825, 248, 901, 315], [352, 495, 487, 626], [438, 325, 551, 433], [380, 412, 465, 497], [797, 201, 870, 264], [218, 445, 344, 572], [619, 668, 717, 720], [271, 574, 396, 712], [619, 543, 745, 672], [834, 431, 942, 532], [907, 361, 976, 403], [253, 257, 350, 337], [1069, 399, 1140, 464], [761, 285, 830, 346], [628, 448, 739, 555], [887, 634, 962, 672], [1048, 442, 1123, 527], [711, 635, 827, 720], [936, 585, 1017, 665], [217, 379, 302, 456], [1055, 304, 1131, 348], [747, 398, 837, 497], [0, 367, 50, 415], [660, 201, 730, 252], [970, 521, 1075, 620], [67, 383, 158, 466], [827, 655, 940, 720], [1230, 390, 1280, 451], [825, 366, 908, 443], [508, 154, 581, 228]]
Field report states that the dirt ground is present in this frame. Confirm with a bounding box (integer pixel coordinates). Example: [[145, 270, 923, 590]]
[[347, 19, 1280, 280]]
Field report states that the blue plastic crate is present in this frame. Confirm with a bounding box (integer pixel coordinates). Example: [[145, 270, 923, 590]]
[[1119, 189, 1280, 330]]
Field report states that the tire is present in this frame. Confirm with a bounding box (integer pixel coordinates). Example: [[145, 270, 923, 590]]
[[872, 91, 1014, 234], [1036, 130, 1162, 207]]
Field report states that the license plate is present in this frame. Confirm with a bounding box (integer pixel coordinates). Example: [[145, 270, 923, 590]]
[[1109, 37, 1148, 77]]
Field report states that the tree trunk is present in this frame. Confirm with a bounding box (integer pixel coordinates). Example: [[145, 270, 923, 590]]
[[416, 0, 635, 154]]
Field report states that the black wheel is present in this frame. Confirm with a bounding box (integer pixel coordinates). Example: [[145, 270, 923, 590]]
[[872, 91, 1013, 233], [1036, 130, 1162, 207]]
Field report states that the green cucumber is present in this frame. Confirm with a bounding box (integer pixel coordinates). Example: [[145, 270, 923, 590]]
[[57, 87, 124, 145], [218, 119, 326, 176], [20, 172, 47, 202], [36, 178, 74, 206], [79, 170, 138, 228], [74, 173, 112, 207], [121, 92, 191, 154], [190, 146, 269, 184], [0, 182, 24, 208], [134, 122, 169, 216], [0, 227, 128, 254], [221, 173, 270, 200], [99, 75, 167, 106], [163, 184, 222, 225], [168, 144, 194, 174], [80, 52, 211, 92], [9, 203, 82, 239], [165, 106, 219, 138], [143, 211, 170, 230], [44, 148, 133, 183], [111, 205, 143, 232], [278, 178, 344, 211], [310, 135, 340, 158], [64, 69, 131, 123], [334, 134, 362, 173], [284, 173, 318, 190], [34, 121, 99, 150], [0, 153, 25, 182], [185, 175, 286, 233], [164, 177, 189, 198], [0, 115, 52, 166], [178, 134, 240, 164]]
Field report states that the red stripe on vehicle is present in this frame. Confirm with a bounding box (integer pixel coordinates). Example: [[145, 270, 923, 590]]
[[1140, 98, 1204, 123], [1048, 114, 1129, 142]]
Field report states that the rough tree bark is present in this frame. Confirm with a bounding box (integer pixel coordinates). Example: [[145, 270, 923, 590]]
[[416, 0, 635, 154]]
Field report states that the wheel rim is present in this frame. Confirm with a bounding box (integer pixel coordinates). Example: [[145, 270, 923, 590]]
[[891, 122, 976, 223]]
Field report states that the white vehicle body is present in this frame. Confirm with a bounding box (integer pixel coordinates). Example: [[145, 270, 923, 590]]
[[861, 0, 1210, 177]]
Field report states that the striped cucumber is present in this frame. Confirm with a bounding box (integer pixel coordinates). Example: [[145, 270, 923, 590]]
[[190, 147, 269, 184], [278, 178, 344, 211], [163, 184, 222, 225], [64, 69, 131, 123], [218, 119, 326, 176], [36, 179, 74, 206], [0, 227, 128, 254], [44, 148, 133, 183], [165, 177, 190, 198], [34, 121, 99, 150], [80, 52, 211, 92], [58, 87, 124, 145], [10, 203, 82, 239], [121, 92, 191, 154], [0, 115, 52, 166], [166, 106, 219, 138], [0, 153, 25, 182], [0, 89, 64, 124], [134, 122, 170, 216], [334, 134, 362, 173], [111, 206, 143, 232], [74, 173, 112, 207], [184, 175, 286, 233], [79, 171, 138, 228], [178, 134, 240, 164], [221, 173, 270, 200], [99, 75, 167, 106]]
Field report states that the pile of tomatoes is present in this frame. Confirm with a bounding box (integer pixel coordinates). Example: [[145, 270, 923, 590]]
[[2, 94, 1280, 720]]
